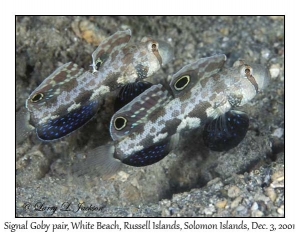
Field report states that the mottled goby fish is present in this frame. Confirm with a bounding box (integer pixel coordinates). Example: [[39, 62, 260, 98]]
[[73, 54, 270, 177], [18, 30, 173, 142]]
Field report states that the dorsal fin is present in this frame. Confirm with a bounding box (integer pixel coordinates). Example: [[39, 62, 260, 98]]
[[91, 30, 132, 72], [203, 110, 249, 151], [110, 84, 172, 141], [170, 54, 227, 97]]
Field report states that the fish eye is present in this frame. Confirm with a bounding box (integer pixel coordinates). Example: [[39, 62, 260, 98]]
[[30, 93, 44, 102], [114, 117, 127, 131], [243, 64, 253, 75], [174, 75, 190, 90], [245, 68, 251, 74], [148, 41, 158, 52], [243, 65, 259, 93], [95, 58, 103, 70]]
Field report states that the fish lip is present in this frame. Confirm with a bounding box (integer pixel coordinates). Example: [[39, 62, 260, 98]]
[[157, 39, 174, 66], [239, 61, 270, 91], [251, 63, 271, 90]]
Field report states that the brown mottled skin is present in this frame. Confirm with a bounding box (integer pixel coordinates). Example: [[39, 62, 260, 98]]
[[110, 54, 270, 161], [72, 54, 270, 177], [24, 30, 173, 140]]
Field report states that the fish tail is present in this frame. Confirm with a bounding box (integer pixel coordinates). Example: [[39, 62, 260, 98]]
[[72, 143, 121, 178]]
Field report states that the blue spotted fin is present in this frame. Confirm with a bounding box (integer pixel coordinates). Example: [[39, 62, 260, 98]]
[[72, 143, 122, 178], [110, 84, 172, 141], [114, 81, 153, 112], [170, 54, 226, 96], [92, 29, 131, 72], [36, 98, 100, 141], [120, 138, 172, 167], [203, 110, 249, 151]]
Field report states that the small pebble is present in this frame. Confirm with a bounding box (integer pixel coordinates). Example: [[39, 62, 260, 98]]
[[207, 177, 221, 186], [130, 178, 140, 188], [271, 180, 284, 188], [17, 201, 24, 208], [231, 196, 243, 209], [277, 205, 284, 215], [215, 199, 227, 209], [261, 49, 271, 59], [161, 199, 171, 208], [117, 171, 129, 182], [162, 208, 171, 217], [185, 43, 195, 52], [269, 64, 280, 79], [251, 202, 258, 211], [204, 204, 216, 215], [254, 193, 270, 203], [271, 169, 284, 188], [228, 186, 241, 198], [252, 210, 264, 217], [71, 20, 104, 45], [220, 27, 229, 36], [235, 205, 248, 215], [265, 187, 277, 202], [271, 168, 284, 181], [271, 128, 284, 138], [78, 199, 84, 204], [269, 16, 284, 20]]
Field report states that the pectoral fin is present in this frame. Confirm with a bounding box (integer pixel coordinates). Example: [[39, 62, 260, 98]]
[[72, 143, 121, 178], [203, 110, 249, 151]]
